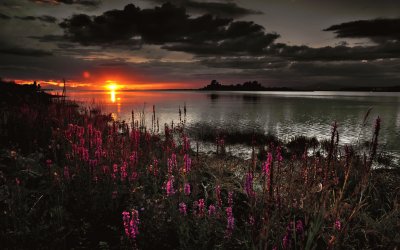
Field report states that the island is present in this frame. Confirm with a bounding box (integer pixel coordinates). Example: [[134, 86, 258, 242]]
[[199, 80, 294, 91]]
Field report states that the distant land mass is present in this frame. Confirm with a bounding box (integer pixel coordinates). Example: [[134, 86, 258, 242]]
[[199, 80, 400, 92], [199, 80, 294, 91]]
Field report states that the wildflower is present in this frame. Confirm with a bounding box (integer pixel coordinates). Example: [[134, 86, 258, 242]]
[[153, 158, 159, 176], [208, 204, 216, 216], [228, 191, 233, 207], [122, 209, 140, 239], [167, 153, 177, 175], [129, 151, 138, 167], [296, 220, 304, 235], [121, 162, 128, 181], [225, 207, 234, 238], [282, 233, 290, 249], [262, 153, 272, 176], [179, 202, 187, 215], [112, 164, 118, 180], [166, 177, 175, 196], [334, 219, 341, 231], [129, 171, 138, 182], [198, 199, 205, 216], [183, 154, 191, 173], [184, 183, 191, 196], [245, 171, 255, 197], [122, 211, 130, 236]]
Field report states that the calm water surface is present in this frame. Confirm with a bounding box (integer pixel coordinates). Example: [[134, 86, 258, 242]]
[[68, 90, 400, 157]]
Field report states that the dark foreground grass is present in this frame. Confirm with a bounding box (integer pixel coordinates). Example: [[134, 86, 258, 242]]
[[0, 81, 399, 249]]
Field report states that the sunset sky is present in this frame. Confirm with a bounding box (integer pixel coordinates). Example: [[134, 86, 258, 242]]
[[0, 0, 399, 89]]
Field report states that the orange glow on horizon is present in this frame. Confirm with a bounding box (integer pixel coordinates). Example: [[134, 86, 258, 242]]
[[13, 79, 92, 89], [11, 78, 200, 90]]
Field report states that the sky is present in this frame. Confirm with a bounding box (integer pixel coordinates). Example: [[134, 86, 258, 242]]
[[0, 0, 399, 90]]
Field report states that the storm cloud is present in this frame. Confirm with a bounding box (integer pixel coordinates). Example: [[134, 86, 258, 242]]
[[59, 3, 279, 55], [324, 18, 400, 42], [147, 0, 262, 18], [0, 44, 53, 57], [29, 0, 100, 7]]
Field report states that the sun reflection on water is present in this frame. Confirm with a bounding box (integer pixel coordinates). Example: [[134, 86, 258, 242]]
[[110, 90, 116, 103]]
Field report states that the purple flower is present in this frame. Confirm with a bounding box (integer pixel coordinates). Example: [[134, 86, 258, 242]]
[[334, 219, 341, 231], [225, 206, 235, 238], [122, 209, 140, 239], [245, 171, 255, 197], [184, 183, 191, 196], [208, 204, 216, 216], [198, 199, 205, 216], [179, 202, 187, 215], [166, 177, 175, 196], [296, 220, 304, 234], [263, 153, 273, 176], [228, 191, 233, 207], [184, 154, 191, 173], [282, 233, 290, 249], [120, 162, 128, 181], [167, 153, 177, 175]]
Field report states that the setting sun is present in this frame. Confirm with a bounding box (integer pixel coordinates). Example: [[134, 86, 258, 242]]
[[105, 80, 120, 91]]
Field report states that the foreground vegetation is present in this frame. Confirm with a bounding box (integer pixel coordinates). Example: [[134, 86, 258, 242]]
[[0, 81, 399, 249]]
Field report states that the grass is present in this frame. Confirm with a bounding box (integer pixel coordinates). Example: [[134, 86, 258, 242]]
[[0, 81, 399, 249]]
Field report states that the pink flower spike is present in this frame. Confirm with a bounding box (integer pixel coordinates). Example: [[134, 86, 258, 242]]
[[184, 183, 191, 196]]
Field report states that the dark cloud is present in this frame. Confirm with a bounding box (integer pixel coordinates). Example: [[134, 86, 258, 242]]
[[0, 13, 11, 20], [59, 3, 278, 55], [29, 0, 100, 6], [0, 45, 52, 57], [14, 15, 36, 21], [268, 41, 400, 61], [148, 0, 262, 17], [324, 18, 400, 43], [14, 15, 57, 23]]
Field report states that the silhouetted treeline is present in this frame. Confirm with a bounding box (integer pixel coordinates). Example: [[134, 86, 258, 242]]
[[200, 80, 294, 91]]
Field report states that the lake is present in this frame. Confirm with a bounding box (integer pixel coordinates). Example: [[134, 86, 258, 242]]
[[67, 90, 400, 159]]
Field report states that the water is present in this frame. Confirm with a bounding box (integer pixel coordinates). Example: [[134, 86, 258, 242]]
[[68, 90, 400, 158]]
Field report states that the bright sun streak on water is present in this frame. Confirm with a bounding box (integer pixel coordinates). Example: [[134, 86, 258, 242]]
[[105, 80, 119, 103], [110, 90, 116, 103]]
